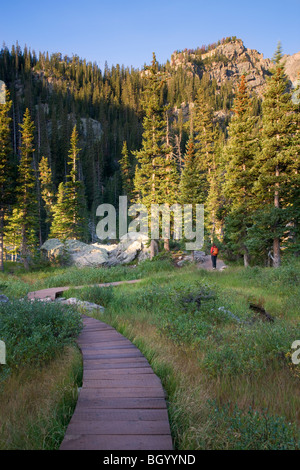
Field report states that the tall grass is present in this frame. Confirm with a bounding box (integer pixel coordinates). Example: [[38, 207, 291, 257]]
[[0, 346, 82, 450], [0, 295, 83, 449]]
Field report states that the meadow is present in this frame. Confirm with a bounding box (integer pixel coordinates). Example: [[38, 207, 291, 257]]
[[0, 257, 299, 449]]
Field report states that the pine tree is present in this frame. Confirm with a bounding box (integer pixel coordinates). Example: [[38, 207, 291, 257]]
[[13, 108, 38, 269], [179, 136, 202, 204], [222, 75, 260, 266], [163, 108, 179, 250], [133, 53, 176, 256], [39, 156, 55, 235], [193, 86, 215, 203], [50, 125, 88, 241], [255, 43, 299, 267], [49, 182, 70, 240], [133, 54, 171, 205], [4, 208, 23, 262], [0, 90, 12, 270], [120, 141, 133, 201], [290, 76, 300, 254], [206, 130, 225, 244], [179, 135, 202, 258]]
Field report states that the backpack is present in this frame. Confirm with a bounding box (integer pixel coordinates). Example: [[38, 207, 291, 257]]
[[212, 246, 219, 256]]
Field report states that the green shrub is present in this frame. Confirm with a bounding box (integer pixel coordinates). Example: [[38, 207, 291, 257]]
[[237, 262, 300, 289], [104, 278, 239, 346], [206, 401, 299, 450], [0, 279, 30, 299], [64, 285, 114, 307], [0, 300, 82, 373]]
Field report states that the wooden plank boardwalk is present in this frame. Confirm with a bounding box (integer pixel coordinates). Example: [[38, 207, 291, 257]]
[[27, 279, 141, 301], [28, 283, 173, 451]]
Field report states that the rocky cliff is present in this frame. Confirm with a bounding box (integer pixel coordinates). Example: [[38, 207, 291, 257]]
[[170, 39, 300, 96]]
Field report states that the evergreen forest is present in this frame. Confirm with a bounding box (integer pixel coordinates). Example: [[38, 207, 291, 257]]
[[0, 39, 299, 269]]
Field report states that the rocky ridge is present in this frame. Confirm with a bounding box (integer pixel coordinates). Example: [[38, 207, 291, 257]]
[[170, 39, 300, 96]]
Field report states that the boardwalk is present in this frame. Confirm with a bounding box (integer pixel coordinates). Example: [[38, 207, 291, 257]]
[[27, 279, 141, 301], [28, 284, 173, 450]]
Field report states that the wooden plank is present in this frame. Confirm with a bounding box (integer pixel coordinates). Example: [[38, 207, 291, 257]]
[[83, 357, 149, 365], [27, 286, 70, 300], [60, 434, 173, 451], [83, 367, 153, 377], [77, 333, 126, 342], [69, 408, 170, 422], [79, 328, 118, 339], [82, 376, 162, 388], [79, 324, 123, 331], [65, 419, 171, 435], [78, 339, 135, 347], [75, 397, 168, 409], [83, 360, 151, 369], [79, 327, 116, 333], [80, 352, 144, 360], [77, 387, 165, 399], [80, 344, 136, 351], [79, 324, 119, 331]]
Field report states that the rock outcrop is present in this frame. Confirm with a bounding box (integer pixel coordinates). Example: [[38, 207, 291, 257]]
[[171, 39, 300, 97], [201, 39, 272, 95], [40, 234, 151, 267], [58, 297, 105, 312], [40, 238, 109, 267], [30, 294, 105, 312], [107, 234, 151, 266], [284, 51, 300, 85]]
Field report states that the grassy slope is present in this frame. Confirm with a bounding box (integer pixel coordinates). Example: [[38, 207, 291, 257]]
[[0, 258, 299, 449]]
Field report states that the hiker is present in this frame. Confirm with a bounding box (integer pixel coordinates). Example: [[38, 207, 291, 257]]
[[210, 243, 218, 269]]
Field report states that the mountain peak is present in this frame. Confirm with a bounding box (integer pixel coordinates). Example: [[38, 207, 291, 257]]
[[170, 38, 299, 95]]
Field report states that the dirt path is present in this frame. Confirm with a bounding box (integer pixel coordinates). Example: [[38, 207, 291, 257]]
[[197, 255, 227, 272]]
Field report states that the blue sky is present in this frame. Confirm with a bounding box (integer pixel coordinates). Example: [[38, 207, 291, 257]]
[[1, 0, 299, 70]]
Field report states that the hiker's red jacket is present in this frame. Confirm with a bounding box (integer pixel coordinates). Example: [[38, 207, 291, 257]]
[[211, 246, 218, 255]]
